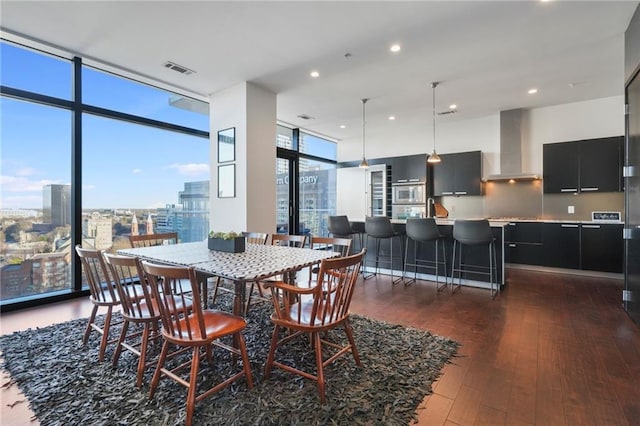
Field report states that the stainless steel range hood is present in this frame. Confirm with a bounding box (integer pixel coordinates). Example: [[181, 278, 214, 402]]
[[486, 109, 540, 182]]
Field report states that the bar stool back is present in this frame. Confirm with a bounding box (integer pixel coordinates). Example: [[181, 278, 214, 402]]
[[403, 218, 447, 291], [364, 216, 405, 284], [451, 219, 498, 298], [328, 215, 362, 253]]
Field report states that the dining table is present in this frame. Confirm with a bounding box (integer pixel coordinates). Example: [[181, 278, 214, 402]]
[[118, 240, 339, 316]]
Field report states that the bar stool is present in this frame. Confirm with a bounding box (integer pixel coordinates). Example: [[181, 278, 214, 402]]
[[451, 219, 498, 298], [403, 218, 447, 291], [328, 215, 363, 253], [364, 216, 405, 284]]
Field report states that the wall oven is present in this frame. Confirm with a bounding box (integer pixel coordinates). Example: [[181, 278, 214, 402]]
[[392, 183, 426, 205]]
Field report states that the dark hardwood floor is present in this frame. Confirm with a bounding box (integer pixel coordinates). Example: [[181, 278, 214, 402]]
[[2, 268, 639, 425]]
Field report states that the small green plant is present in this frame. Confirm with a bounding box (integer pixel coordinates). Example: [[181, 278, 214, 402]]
[[208, 231, 240, 240]]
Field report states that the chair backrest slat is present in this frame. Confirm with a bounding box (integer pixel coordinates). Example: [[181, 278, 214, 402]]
[[242, 231, 269, 245], [129, 232, 178, 248], [271, 234, 307, 248], [310, 236, 352, 257], [104, 254, 156, 319], [141, 261, 204, 341], [75, 245, 118, 304]]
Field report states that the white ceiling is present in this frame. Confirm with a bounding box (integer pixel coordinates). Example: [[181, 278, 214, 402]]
[[1, 1, 638, 144]]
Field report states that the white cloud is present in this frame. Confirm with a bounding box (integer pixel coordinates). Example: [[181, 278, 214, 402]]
[[167, 163, 209, 176], [0, 175, 61, 192], [15, 167, 39, 177], [132, 168, 143, 175]]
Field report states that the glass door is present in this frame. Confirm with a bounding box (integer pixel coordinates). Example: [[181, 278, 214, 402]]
[[625, 69, 640, 325], [276, 156, 295, 235]]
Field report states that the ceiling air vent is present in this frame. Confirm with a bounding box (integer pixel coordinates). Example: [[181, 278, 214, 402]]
[[297, 114, 315, 120], [163, 61, 195, 75]]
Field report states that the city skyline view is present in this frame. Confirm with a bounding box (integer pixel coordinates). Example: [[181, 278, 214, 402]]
[[1, 41, 210, 210]]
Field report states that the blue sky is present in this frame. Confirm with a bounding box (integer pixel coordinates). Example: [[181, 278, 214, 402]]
[[1, 41, 210, 210]]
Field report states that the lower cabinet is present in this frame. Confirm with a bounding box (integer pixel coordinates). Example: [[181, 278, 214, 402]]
[[504, 222, 544, 266], [542, 223, 581, 269], [581, 224, 623, 273]]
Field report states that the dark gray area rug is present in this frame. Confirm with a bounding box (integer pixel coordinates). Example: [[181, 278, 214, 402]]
[[0, 294, 459, 425]]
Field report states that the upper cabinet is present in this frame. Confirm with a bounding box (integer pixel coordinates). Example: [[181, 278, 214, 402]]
[[433, 150, 483, 196], [391, 154, 427, 184], [543, 136, 623, 194]]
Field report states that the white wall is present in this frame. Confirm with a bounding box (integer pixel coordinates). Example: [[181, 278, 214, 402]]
[[527, 95, 625, 175], [209, 82, 277, 235]]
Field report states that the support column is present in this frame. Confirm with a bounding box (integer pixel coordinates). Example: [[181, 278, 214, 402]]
[[209, 82, 276, 235]]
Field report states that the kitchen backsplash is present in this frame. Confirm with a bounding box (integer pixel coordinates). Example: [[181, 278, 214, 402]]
[[439, 180, 624, 221]]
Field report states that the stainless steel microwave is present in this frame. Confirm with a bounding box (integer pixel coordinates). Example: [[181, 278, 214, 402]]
[[392, 183, 426, 205]]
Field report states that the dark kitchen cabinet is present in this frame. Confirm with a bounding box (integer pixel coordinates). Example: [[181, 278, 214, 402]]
[[504, 222, 544, 265], [542, 222, 580, 269], [433, 150, 482, 196], [392, 154, 427, 184], [581, 223, 623, 273], [543, 137, 623, 194], [543, 142, 579, 193], [579, 137, 623, 193]]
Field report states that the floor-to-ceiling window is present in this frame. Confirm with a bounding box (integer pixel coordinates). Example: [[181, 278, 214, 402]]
[[0, 40, 209, 309], [276, 125, 337, 238]]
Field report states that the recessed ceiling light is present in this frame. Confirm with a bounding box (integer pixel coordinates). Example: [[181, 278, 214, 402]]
[[528, 88, 538, 94], [390, 44, 401, 53], [310, 70, 320, 78], [449, 104, 457, 110], [388, 116, 396, 121], [340, 125, 346, 129]]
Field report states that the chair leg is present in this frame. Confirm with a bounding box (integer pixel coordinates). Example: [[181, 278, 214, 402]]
[[264, 325, 281, 379], [211, 277, 222, 305], [343, 320, 361, 366], [391, 236, 402, 285], [435, 239, 448, 292], [313, 332, 326, 404], [185, 347, 200, 426], [362, 235, 375, 280], [149, 340, 170, 399], [98, 307, 113, 362], [112, 319, 129, 367], [83, 304, 99, 345], [236, 333, 254, 389], [136, 323, 151, 388]]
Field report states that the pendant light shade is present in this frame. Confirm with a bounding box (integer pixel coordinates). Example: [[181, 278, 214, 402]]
[[359, 98, 370, 169], [427, 82, 442, 164]]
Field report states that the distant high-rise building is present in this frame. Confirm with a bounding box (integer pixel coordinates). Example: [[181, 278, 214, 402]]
[[42, 184, 71, 227], [156, 181, 209, 243], [131, 213, 139, 236], [82, 212, 113, 250]]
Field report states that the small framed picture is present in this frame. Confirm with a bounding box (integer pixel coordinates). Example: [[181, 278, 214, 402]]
[[217, 127, 235, 163], [218, 164, 235, 198]]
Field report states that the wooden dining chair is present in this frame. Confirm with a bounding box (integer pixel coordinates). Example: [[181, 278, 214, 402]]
[[141, 261, 253, 426], [104, 253, 194, 387], [211, 232, 269, 314], [263, 249, 366, 403], [128, 232, 178, 248], [75, 245, 127, 362], [307, 236, 352, 282], [271, 233, 307, 248]]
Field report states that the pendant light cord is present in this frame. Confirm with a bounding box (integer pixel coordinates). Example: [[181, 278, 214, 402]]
[[362, 98, 368, 158], [432, 82, 437, 152]]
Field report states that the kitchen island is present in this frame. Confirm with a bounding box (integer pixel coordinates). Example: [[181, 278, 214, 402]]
[[350, 218, 507, 290]]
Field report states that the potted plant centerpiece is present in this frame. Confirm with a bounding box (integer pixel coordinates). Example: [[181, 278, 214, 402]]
[[208, 231, 245, 253]]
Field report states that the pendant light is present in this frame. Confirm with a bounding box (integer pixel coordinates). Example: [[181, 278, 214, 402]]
[[359, 98, 370, 169], [427, 82, 441, 164]]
